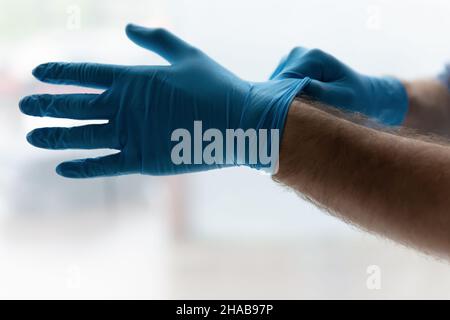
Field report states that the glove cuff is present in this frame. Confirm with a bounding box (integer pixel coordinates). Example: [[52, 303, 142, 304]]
[[370, 76, 409, 126], [243, 77, 311, 174]]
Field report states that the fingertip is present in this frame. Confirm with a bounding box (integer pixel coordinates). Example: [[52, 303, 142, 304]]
[[125, 23, 136, 34], [26, 128, 49, 148], [125, 23, 138, 31], [125, 23, 147, 37], [303, 79, 325, 99], [55, 163, 65, 176], [56, 161, 81, 178], [125, 24, 139, 42], [19, 96, 32, 114], [56, 162, 69, 177], [26, 129, 42, 147], [32, 63, 50, 79], [26, 129, 37, 145]]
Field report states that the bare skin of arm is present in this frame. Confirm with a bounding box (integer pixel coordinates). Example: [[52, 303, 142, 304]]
[[403, 79, 450, 137], [274, 99, 450, 259]]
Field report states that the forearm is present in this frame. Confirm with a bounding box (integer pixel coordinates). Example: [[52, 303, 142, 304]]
[[275, 99, 450, 258], [402, 79, 450, 137]]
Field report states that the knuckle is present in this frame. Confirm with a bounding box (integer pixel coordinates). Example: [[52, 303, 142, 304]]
[[288, 46, 307, 57], [185, 45, 201, 57], [306, 48, 326, 58], [151, 27, 169, 40]]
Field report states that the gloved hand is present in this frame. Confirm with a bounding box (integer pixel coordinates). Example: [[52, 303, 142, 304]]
[[19, 24, 309, 178], [270, 47, 408, 126]]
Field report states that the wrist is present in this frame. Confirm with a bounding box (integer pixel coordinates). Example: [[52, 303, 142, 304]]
[[244, 78, 310, 173], [402, 79, 450, 135]]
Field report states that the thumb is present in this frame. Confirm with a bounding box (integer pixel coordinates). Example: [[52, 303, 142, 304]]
[[125, 24, 195, 64]]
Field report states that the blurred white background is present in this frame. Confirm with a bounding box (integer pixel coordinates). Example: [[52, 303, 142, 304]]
[[0, 0, 450, 299]]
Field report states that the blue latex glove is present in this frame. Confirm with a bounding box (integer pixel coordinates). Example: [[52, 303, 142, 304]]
[[270, 47, 408, 126], [20, 24, 309, 178]]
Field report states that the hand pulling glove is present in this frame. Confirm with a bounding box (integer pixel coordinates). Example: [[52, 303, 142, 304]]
[[270, 47, 408, 126]]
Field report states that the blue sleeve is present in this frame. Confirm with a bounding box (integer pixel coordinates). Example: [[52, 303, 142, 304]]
[[438, 64, 450, 91]]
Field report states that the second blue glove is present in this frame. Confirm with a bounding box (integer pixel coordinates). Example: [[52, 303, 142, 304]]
[[270, 47, 408, 126]]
